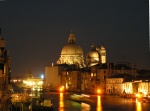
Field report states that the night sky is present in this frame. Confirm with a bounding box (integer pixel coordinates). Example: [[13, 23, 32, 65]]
[[0, 0, 149, 77]]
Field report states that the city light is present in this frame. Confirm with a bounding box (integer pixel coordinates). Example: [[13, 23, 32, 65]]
[[23, 77, 43, 90], [97, 89, 101, 94], [40, 74, 44, 79], [59, 86, 64, 92]]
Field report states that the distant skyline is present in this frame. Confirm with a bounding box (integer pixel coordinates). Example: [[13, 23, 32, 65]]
[[0, 0, 149, 77]]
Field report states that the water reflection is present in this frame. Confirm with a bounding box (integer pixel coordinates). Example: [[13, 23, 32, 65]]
[[97, 96, 102, 111], [59, 93, 64, 111], [136, 99, 142, 111]]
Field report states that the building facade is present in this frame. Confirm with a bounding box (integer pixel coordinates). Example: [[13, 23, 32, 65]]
[[44, 65, 64, 91], [0, 36, 12, 111]]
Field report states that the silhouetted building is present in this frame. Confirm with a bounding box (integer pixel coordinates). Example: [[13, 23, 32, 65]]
[[0, 29, 12, 111]]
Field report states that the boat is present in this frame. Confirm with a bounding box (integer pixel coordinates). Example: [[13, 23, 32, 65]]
[[70, 94, 94, 103]]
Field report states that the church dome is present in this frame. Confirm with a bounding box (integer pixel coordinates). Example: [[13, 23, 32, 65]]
[[86, 43, 100, 58], [57, 31, 85, 67], [61, 43, 83, 55], [86, 43, 101, 66], [86, 50, 100, 61]]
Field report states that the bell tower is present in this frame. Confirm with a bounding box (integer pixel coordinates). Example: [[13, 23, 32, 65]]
[[100, 45, 106, 64]]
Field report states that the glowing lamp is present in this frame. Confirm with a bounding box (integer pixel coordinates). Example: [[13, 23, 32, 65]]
[[59, 86, 64, 92], [59, 87, 63, 92], [97, 89, 101, 94]]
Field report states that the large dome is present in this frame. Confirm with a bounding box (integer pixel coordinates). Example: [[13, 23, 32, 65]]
[[61, 43, 83, 55], [57, 32, 85, 67]]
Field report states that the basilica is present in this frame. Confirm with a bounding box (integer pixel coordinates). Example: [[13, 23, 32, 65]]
[[57, 31, 106, 67], [44, 31, 138, 94], [44, 31, 108, 93]]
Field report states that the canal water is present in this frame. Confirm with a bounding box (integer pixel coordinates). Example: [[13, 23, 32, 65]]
[[43, 92, 150, 111]]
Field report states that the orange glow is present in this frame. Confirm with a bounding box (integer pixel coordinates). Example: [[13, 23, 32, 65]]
[[136, 94, 140, 98], [97, 95, 102, 111], [59, 86, 64, 92], [136, 100, 142, 111], [136, 93, 142, 98], [60, 87, 63, 92], [59, 93, 64, 111], [97, 89, 101, 94], [59, 87, 64, 92]]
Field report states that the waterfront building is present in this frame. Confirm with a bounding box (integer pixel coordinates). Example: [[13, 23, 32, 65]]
[[44, 65, 64, 91], [137, 79, 150, 96], [80, 63, 137, 94], [106, 74, 134, 95], [0, 31, 12, 111], [123, 78, 150, 97], [61, 69, 80, 91], [106, 73, 150, 97]]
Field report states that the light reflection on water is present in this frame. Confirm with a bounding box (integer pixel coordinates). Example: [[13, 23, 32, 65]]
[[58, 94, 103, 111], [43, 92, 150, 111], [59, 93, 64, 111], [136, 99, 142, 111], [97, 96, 102, 111]]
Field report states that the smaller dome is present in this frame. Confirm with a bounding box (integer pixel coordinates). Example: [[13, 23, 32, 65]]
[[86, 43, 101, 66], [86, 43, 100, 59], [86, 50, 100, 58]]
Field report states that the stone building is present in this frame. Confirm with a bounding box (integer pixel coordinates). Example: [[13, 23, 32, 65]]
[[0, 33, 12, 111]]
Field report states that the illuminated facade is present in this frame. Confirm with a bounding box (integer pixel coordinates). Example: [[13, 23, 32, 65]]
[[106, 74, 150, 97], [57, 32, 85, 68], [23, 76, 43, 91], [0, 36, 12, 110], [123, 79, 150, 97], [44, 65, 64, 91], [106, 77, 125, 94], [138, 81, 150, 96], [61, 70, 79, 91]]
